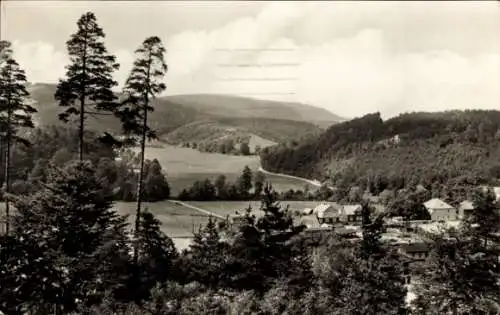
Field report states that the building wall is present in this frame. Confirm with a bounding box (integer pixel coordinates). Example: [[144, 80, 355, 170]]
[[431, 208, 459, 221]]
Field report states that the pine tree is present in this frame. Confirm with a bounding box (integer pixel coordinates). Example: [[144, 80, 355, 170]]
[[467, 187, 500, 247], [134, 210, 178, 302], [214, 175, 227, 199], [359, 201, 385, 259], [237, 165, 253, 199], [253, 172, 265, 199], [414, 189, 500, 314], [334, 202, 407, 315], [143, 159, 170, 202], [55, 12, 119, 161], [185, 216, 229, 288], [0, 161, 131, 313], [226, 206, 267, 293], [115, 36, 167, 264], [0, 40, 37, 235]]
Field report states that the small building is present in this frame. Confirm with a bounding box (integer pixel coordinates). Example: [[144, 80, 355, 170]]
[[398, 242, 430, 261], [458, 200, 474, 220], [314, 203, 342, 224], [341, 204, 363, 224], [423, 198, 458, 221]]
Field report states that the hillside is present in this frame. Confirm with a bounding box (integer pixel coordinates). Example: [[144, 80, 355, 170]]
[[260, 110, 500, 197], [163, 120, 276, 154], [26, 83, 341, 147]]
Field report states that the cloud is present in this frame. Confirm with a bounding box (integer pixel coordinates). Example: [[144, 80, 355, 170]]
[[8, 1, 500, 118]]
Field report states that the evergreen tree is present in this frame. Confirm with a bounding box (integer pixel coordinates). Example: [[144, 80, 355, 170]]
[[214, 175, 227, 199], [134, 210, 178, 302], [0, 161, 131, 313], [467, 187, 500, 247], [334, 203, 407, 315], [253, 172, 265, 199], [237, 165, 253, 199], [185, 216, 229, 288], [239, 142, 250, 156], [143, 159, 170, 202], [414, 189, 500, 314], [226, 206, 267, 293], [359, 201, 385, 259], [55, 12, 119, 161], [0, 40, 37, 234], [115, 36, 167, 263]]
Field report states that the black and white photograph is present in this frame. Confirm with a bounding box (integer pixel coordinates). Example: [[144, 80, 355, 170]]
[[0, 1, 499, 314]]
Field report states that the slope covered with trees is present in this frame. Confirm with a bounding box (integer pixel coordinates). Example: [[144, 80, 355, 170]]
[[27, 83, 339, 154], [261, 110, 500, 196]]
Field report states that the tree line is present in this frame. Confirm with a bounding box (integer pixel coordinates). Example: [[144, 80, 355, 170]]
[[260, 111, 500, 205]]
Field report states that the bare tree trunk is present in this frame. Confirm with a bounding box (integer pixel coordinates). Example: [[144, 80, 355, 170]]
[[5, 99, 12, 235], [79, 35, 87, 162], [133, 94, 148, 264]]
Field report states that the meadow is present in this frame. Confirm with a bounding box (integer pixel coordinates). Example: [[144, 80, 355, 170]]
[[112, 199, 323, 250], [113, 200, 218, 250], [137, 144, 315, 195], [183, 200, 321, 218]]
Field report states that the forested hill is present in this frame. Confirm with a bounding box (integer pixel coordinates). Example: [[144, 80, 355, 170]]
[[27, 83, 342, 145], [260, 110, 500, 193]]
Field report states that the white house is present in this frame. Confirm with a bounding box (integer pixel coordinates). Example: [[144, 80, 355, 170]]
[[423, 198, 458, 221], [314, 203, 342, 224]]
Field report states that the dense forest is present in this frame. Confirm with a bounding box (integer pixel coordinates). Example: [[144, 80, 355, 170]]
[[261, 111, 500, 202], [0, 126, 170, 202]]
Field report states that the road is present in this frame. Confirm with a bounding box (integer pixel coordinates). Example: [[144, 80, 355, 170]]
[[258, 166, 335, 190], [168, 200, 226, 220]]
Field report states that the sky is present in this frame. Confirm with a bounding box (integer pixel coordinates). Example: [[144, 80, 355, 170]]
[[1, 1, 500, 119]]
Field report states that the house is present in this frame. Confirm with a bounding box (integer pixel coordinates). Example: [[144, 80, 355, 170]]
[[314, 203, 364, 225], [458, 200, 474, 220], [423, 198, 458, 221], [341, 204, 363, 224], [398, 242, 430, 261], [314, 203, 342, 224]]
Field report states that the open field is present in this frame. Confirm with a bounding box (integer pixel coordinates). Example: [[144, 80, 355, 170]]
[[113, 200, 222, 250], [185, 200, 322, 218], [135, 144, 315, 195], [113, 200, 322, 249]]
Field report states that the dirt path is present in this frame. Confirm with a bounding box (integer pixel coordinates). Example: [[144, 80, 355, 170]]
[[258, 166, 334, 190], [168, 200, 226, 220]]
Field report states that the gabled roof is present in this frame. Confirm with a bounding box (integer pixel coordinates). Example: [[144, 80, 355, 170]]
[[314, 203, 341, 218], [343, 204, 362, 216], [423, 198, 454, 211], [459, 200, 474, 211]]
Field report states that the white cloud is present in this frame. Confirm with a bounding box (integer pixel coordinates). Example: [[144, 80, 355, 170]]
[[7, 1, 500, 118]]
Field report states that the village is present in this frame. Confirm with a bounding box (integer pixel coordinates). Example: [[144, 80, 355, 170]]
[[228, 186, 500, 275]]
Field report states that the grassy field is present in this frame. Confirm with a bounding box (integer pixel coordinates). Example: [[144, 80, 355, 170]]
[[137, 144, 315, 196], [185, 200, 321, 218], [113, 200, 221, 250]]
